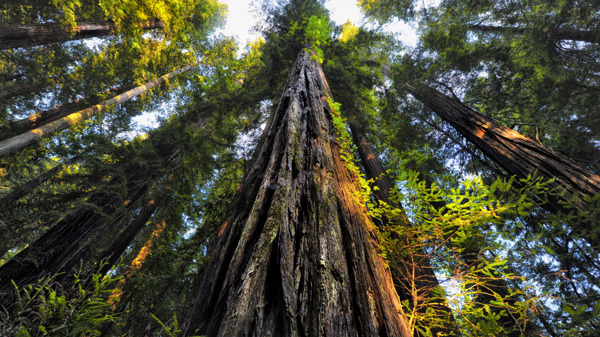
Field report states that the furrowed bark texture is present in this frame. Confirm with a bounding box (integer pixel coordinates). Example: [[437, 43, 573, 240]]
[[349, 123, 458, 337], [183, 50, 411, 337], [0, 20, 164, 50], [407, 85, 600, 236]]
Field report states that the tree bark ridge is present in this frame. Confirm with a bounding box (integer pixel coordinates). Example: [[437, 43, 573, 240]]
[[407, 84, 600, 242], [183, 50, 411, 337]]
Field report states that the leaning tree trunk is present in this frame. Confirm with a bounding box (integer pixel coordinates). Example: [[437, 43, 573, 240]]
[[407, 84, 600, 243], [0, 19, 164, 50], [0, 162, 64, 207], [0, 86, 126, 140], [0, 148, 167, 310], [0, 64, 195, 158], [182, 50, 412, 337], [468, 24, 599, 43], [349, 122, 458, 337], [0, 171, 150, 282]]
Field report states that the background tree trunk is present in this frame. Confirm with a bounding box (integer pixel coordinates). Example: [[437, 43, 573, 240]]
[[0, 163, 64, 207], [182, 50, 412, 337], [0, 81, 45, 100], [0, 64, 195, 158], [349, 122, 458, 337], [0, 20, 164, 50], [0, 86, 125, 139], [407, 84, 600, 242], [468, 24, 599, 43]]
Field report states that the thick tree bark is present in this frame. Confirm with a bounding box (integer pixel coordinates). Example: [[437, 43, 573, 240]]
[[182, 50, 411, 337], [407, 84, 600, 240], [468, 24, 599, 43], [0, 19, 164, 50], [0, 64, 195, 158], [349, 122, 458, 337], [0, 86, 125, 140]]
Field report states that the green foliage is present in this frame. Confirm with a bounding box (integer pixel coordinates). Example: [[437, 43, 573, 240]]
[[0, 266, 118, 336], [373, 168, 600, 336], [326, 95, 373, 207], [358, 0, 415, 24]]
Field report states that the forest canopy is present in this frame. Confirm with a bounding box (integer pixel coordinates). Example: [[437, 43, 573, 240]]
[[0, 0, 599, 336]]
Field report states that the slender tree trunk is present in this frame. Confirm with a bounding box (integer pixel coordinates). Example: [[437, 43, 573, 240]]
[[468, 24, 599, 43], [182, 50, 412, 337], [0, 64, 195, 158], [0, 81, 45, 100], [349, 122, 458, 337], [0, 163, 64, 207], [407, 84, 600, 242], [0, 19, 164, 50], [108, 221, 167, 309], [0, 86, 125, 140]]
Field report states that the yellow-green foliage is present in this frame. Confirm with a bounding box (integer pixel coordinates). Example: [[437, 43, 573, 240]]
[[325, 95, 375, 211], [374, 171, 563, 336]]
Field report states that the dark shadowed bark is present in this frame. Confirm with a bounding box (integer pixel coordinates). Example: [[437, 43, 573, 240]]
[[182, 50, 412, 337], [0, 158, 161, 309], [349, 122, 458, 337], [468, 24, 599, 43], [0, 20, 164, 50], [407, 84, 600, 243]]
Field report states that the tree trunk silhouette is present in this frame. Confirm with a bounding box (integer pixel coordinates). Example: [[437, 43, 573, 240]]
[[182, 50, 412, 337], [0, 163, 64, 207], [0, 64, 195, 158], [0, 81, 45, 100], [0, 19, 164, 50], [0, 166, 155, 304], [468, 24, 599, 43]]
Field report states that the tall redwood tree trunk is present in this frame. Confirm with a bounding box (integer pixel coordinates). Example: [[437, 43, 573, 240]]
[[0, 86, 125, 140], [468, 24, 599, 43], [407, 84, 600, 243], [0, 81, 45, 100], [0, 19, 164, 50], [182, 50, 411, 337], [0, 64, 195, 158]]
